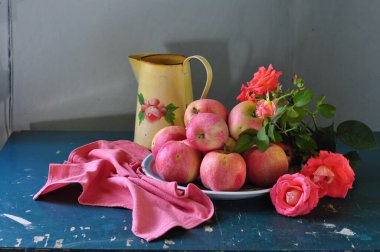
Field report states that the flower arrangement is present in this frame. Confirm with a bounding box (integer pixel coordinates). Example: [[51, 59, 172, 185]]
[[234, 64, 377, 216]]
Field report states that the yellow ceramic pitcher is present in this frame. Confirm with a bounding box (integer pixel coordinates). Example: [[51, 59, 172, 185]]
[[129, 53, 213, 148]]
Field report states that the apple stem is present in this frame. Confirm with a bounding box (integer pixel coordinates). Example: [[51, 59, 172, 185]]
[[223, 144, 231, 154], [197, 134, 205, 139]]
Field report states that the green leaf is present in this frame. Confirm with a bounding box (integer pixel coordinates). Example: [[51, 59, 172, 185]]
[[137, 93, 145, 105], [344, 151, 361, 170], [257, 126, 267, 141], [241, 129, 258, 137], [268, 124, 275, 142], [337, 120, 378, 150], [287, 107, 299, 119], [268, 124, 282, 143], [263, 118, 269, 127], [313, 124, 336, 152], [255, 127, 269, 151], [138, 111, 144, 125], [280, 114, 287, 129], [272, 105, 287, 123], [295, 134, 317, 151], [164, 103, 178, 125], [293, 89, 314, 107], [273, 130, 283, 143], [316, 95, 326, 106], [318, 104, 336, 118], [294, 107, 308, 121], [164, 112, 175, 125], [253, 138, 269, 151], [233, 134, 255, 153], [288, 121, 300, 128], [166, 103, 178, 112]]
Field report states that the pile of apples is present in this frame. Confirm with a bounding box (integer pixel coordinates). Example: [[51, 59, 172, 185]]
[[151, 99, 289, 191]]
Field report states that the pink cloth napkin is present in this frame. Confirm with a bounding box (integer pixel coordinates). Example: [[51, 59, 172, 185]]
[[34, 140, 214, 241]]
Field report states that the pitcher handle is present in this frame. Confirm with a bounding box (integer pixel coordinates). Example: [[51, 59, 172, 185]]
[[183, 55, 213, 99]]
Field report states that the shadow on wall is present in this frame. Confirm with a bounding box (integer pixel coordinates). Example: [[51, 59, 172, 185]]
[[166, 39, 255, 110], [0, 60, 10, 148], [0, 61, 9, 120], [30, 113, 136, 132], [165, 39, 294, 110]]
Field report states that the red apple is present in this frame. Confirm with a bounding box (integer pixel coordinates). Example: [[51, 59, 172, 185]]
[[244, 144, 289, 187], [151, 126, 186, 158], [277, 142, 293, 164], [200, 151, 246, 191], [155, 141, 201, 183], [184, 99, 228, 126], [228, 101, 263, 140], [186, 113, 229, 152]]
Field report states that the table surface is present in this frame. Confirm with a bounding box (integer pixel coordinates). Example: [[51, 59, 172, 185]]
[[0, 131, 379, 251]]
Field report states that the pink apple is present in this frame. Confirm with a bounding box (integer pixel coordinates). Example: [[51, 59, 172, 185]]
[[151, 126, 186, 158], [179, 139, 192, 148], [180, 139, 211, 157], [186, 113, 229, 152], [200, 151, 246, 191], [244, 144, 289, 187], [228, 101, 263, 140], [184, 99, 228, 126], [155, 141, 201, 183]]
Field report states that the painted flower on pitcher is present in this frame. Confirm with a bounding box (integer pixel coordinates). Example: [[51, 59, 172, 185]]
[[300, 151, 355, 198], [256, 99, 277, 119], [141, 98, 166, 123], [247, 64, 282, 95], [270, 173, 320, 217], [137, 93, 178, 125]]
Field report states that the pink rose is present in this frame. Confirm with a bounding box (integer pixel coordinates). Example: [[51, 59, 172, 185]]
[[255, 99, 276, 119], [236, 84, 256, 102], [247, 64, 282, 95], [300, 151, 355, 198], [141, 98, 166, 123], [270, 173, 319, 217]]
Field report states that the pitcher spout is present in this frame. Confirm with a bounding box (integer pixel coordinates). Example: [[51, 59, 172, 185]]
[[128, 54, 154, 81]]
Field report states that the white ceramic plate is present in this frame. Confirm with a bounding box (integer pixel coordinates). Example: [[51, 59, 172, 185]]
[[141, 154, 270, 200]]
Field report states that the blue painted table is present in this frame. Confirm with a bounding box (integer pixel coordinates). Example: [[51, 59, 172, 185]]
[[0, 131, 379, 251]]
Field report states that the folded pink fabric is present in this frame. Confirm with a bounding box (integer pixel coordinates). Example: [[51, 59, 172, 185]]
[[34, 140, 214, 241]]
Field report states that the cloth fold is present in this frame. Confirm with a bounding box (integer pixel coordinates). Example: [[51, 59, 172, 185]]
[[34, 140, 214, 241]]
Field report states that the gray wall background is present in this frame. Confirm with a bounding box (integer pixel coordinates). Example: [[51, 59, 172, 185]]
[[1, 0, 379, 147]]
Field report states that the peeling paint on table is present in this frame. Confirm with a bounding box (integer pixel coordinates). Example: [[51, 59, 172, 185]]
[[1, 213, 32, 227], [204, 225, 213, 232], [54, 239, 64, 248]]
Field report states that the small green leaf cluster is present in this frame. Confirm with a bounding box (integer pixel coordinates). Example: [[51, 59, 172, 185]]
[[138, 93, 145, 125], [234, 75, 377, 170], [164, 103, 179, 125]]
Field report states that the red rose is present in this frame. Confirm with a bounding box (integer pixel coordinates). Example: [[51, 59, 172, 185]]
[[247, 64, 282, 95], [301, 151, 355, 198], [236, 84, 256, 102], [270, 173, 320, 217]]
